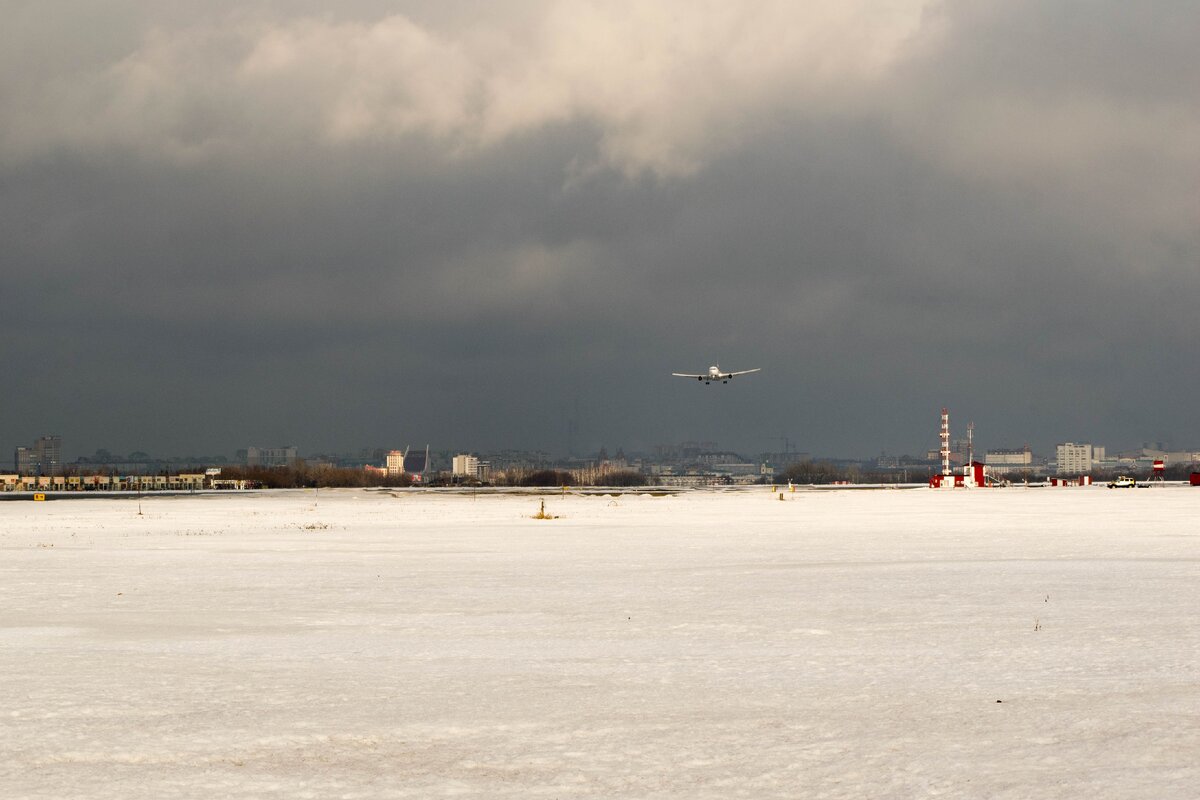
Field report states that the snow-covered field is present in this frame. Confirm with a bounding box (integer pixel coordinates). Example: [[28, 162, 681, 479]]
[[2, 487, 1197, 799]]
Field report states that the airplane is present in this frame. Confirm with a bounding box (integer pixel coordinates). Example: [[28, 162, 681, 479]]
[[671, 365, 762, 384]]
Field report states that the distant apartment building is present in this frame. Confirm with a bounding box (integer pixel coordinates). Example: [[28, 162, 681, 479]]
[[15, 447, 34, 475], [985, 446, 1034, 476], [14, 435, 62, 476], [1132, 446, 1199, 466], [452, 454, 490, 481], [245, 446, 298, 467], [452, 454, 477, 477], [1056, 442, 1094, 475], [386, 450, 405, 476]]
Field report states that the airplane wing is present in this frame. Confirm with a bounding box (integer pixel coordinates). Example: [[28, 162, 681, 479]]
[[671, 373, 706, 379], [725, 368, 762, 377]]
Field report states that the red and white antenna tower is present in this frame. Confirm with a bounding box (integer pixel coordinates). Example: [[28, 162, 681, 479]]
[[939, 408, 950, 477]]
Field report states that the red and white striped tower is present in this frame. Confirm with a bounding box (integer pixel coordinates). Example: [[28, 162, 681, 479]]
[[939, 408, 951, 477]]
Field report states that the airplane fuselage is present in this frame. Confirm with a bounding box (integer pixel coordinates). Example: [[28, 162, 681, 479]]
[[697, 365, 730, 384]]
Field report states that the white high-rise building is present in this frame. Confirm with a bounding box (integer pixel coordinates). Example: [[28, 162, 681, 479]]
[[1056, 442, 1093, 475], [386, 450, 405, 476], [452, 454, 480, 477]]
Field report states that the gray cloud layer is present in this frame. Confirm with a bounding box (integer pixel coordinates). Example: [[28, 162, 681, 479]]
[[2, 1, 1197, 459]]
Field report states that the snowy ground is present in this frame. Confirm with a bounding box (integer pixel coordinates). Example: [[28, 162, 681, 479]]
[[1, 487, 1197, 799]]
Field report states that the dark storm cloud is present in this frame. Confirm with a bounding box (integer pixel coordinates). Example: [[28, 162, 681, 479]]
[[1, 1, 1196, 460]]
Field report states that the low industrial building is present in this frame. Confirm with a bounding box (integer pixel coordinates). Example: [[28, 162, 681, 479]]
[[985, 446, 1035, 477], [0, 473, 216, 492]]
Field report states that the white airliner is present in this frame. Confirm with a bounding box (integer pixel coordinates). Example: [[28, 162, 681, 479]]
[[672, 365, 762, 384]]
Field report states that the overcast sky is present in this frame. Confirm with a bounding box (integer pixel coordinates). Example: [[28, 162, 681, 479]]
[[2, 1, 1197, 461]]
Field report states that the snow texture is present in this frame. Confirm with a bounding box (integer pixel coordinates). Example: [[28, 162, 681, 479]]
[[2, 487, 1198, 798]]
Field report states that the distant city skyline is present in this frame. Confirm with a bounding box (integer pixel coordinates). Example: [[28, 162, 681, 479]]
[[12, 427, 1199, 471], [3, 2, 1195, 460]]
